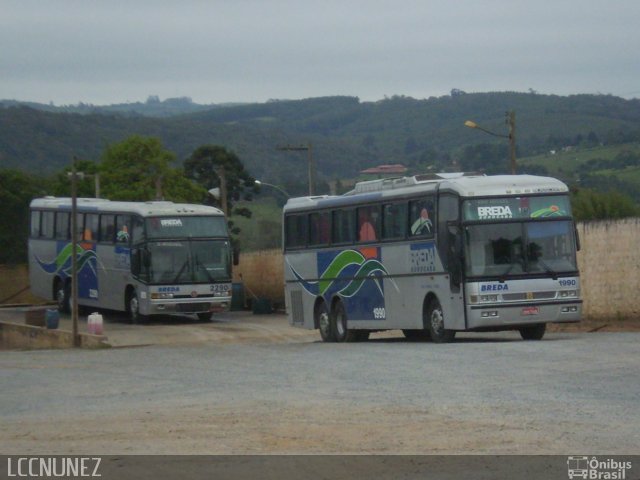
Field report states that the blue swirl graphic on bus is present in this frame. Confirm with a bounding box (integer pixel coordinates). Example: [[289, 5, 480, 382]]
[[35, 243, 98, 277], [288, 248, 389, 298]]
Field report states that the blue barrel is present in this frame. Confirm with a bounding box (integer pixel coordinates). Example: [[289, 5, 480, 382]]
[[45, 309, 60, 329], [231, 283, 245, 311]]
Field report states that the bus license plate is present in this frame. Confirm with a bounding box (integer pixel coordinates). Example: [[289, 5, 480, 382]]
[[522, 306, 539, 316]]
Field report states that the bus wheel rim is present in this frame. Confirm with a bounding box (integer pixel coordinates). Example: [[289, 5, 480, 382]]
[[319, 312, 330, 335], [431, 308, 444, 334]]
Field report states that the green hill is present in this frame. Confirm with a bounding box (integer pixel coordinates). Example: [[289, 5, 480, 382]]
[[2, 92, 640, 196]]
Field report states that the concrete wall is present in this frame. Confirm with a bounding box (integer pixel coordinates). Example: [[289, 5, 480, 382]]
[[233, 249, 285, 306], [5, 217, 640, 320], [577, 218, 640, 319], [0, 321, 109, 350]]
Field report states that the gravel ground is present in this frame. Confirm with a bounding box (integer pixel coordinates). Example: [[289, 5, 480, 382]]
[[1, 325, 638, 455]]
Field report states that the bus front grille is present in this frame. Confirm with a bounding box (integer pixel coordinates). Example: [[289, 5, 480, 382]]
[[176, 302, 210, 313]]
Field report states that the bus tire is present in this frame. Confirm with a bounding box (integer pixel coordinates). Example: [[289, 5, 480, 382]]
[[127, 289, 146, 324], [331, 300, 359, 343], [197, 312, 213, 322], [55, 278, 71, 314], [315, 301, 335, 342], [519, 323, 546, 340], [426, 299, 456, 343]]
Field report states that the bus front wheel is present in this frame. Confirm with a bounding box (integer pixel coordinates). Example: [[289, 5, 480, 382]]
[[127, 290, 146, 324], [519, 323, 546, 341], [426, 299, 455, 343]]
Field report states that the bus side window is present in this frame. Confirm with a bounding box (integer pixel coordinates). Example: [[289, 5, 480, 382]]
[[99, 214, 116, 244], [332, 208, 355, 244], [55, 212, 70, 240], [84, 213, 99, 242], [382, 203, 407, 240], [30, 211, 41, 238], [131, 216, 145, 244], [285, 214, 307, 249], [309, 212, 330, 247], [41, 211, 55, 239]]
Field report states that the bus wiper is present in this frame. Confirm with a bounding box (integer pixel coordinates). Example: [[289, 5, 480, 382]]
[[173, 259, 189, 283], [195, 257, 214, 282], [537, 259, 558, 280]]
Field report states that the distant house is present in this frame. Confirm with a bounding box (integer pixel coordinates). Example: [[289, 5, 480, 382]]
[[360, 164, 408, 176]]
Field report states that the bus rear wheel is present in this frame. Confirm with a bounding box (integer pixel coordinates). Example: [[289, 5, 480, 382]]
[[331, 300, 361, 343], [426, 299, 455, 343], [519, 323, 546, 340], [315, 301, 334, 342]]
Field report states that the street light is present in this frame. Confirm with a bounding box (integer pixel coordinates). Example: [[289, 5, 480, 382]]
[[255, 180, 290, 199], [276, 143, 315, 195], [465, 111, 517, 174]]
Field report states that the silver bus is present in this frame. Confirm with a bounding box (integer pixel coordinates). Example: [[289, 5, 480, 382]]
[[283, 173, 582, 342], [29, 197, 233, 322]]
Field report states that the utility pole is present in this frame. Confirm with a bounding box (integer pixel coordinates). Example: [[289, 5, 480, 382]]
[[215, 167, 228, 215], [69, 157, 80, 347], [465, 111, 517, 174], [507, 111, 516, 175], [276, 143, 315, 195]]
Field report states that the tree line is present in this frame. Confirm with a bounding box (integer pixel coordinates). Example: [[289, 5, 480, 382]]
[[0, 136, 257, 264]]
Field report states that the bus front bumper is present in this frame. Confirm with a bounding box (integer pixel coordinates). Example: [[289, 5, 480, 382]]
[[147, 297, 231, 316], [466, 300, 582, 329]]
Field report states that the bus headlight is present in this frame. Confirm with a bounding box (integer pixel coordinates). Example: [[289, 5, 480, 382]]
[[470, 294, 498, 304], [559, 290, 578, 298]]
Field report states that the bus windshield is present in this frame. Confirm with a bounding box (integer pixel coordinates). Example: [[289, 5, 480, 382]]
[[146, 216, 227, 239], [464, 220, 577, 278], [144, 239, 231, 284]]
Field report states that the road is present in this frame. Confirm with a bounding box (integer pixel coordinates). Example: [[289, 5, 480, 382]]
[[0, 313, 639, 455]]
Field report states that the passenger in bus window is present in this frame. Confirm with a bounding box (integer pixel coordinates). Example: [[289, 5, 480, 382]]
[[411, 207, 433, 235], [358, 211, 376, 241], [117, 225, 129, 243]]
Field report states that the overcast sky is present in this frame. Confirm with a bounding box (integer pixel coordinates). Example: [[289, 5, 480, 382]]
[[2, 0, 639, 105]]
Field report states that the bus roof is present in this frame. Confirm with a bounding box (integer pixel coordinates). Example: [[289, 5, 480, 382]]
[[30, 197, 225, 217], [283, 173, 569, 212]]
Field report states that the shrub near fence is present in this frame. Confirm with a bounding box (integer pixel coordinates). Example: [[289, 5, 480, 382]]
[[5, 219, 640, 320]]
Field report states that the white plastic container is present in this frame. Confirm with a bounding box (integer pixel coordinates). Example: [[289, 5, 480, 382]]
[[87, 312, 104, 335]]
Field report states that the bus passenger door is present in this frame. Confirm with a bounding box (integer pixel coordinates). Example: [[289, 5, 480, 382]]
[[437, 194, 466, 330]]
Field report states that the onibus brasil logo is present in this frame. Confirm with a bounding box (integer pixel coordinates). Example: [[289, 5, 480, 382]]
[[567, 456, 632, 479]]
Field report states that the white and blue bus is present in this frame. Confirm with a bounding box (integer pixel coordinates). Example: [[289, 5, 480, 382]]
[[29, 197, 233, 322], [283, 173, 581, 342]]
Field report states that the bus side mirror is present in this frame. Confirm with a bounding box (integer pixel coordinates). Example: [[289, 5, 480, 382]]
[[233, 247, 240, 266], [574, 224, 581, 252]]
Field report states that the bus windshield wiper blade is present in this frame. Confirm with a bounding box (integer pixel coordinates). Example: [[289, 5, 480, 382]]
[[173, 259, 190, 283], [537, 259, 558, 280]]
